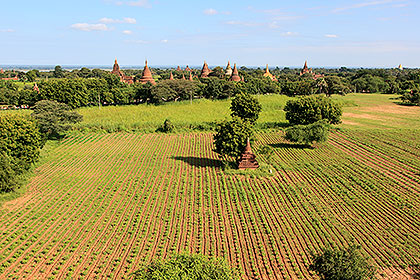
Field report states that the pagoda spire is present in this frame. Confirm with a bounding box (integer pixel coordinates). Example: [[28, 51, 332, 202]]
[[200, 60, 211, 78], [237, 137, 259, 170], [225, 61, 232, 76], [169, 72, 174, 80], [230, 63, 241, 82], [189, 72, 193, 81], [139, 60, 156, 85]]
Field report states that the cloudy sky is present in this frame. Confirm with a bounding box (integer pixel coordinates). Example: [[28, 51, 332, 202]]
[[0, 0, 418, 67]]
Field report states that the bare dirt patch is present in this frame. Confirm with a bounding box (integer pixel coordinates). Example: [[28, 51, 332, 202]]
[[363, 104, 419, 115]]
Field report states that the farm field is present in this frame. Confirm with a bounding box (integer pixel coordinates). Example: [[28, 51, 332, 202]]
[[0, 93, 419, 279], [0, 129, 419, 279]]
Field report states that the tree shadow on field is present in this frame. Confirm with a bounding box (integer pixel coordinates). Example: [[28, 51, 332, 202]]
[[171, 156, 223, 168], [268, 143, 313, 149], [255, 121, 290, 130]]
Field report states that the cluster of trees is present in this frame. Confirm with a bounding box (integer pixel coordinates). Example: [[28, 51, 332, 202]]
[[2, 65, 419, 109], [130, 245, 376, 280], [284, 95, 342, 146], [0, 100, 81, 193], [213, 92, 262, 165]]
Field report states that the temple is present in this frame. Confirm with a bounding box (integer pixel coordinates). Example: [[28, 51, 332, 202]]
[[237, 138, 259, 170], [33, 83, 39, 93], [169, 72, 174, 80], [230, 63, 241, 82], [225, 61, 232, 76], [299, 61, 323, 79], [263, 64, 278, 81], [139, 60, 156, 85], [176, 65, 182, 71], [189, 72, 193, 81], [398, 64, 403, 70], [111, 59, 134, 84], [200, 61, 212, 78], [300, 61, 312, 76], [185, 65, 192, 71]]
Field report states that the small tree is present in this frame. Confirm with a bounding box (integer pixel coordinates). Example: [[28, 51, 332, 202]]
[[213, 117, 253, 163], [230, 92, 262, 124], [31, 100, 83, 140], [158, 119, 174, 133], [285, 120, 329, 147], [131, 252, 240, 280], [0, 152, 17, 192], [309, 245, 376, 280], [284, 95, 342, 125]]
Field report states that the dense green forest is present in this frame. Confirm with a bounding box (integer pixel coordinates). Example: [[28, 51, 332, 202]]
[[1, 66, 419, 108]]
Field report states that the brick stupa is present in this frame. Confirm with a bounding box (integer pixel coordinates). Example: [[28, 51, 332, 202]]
[[300, 61, 312, 76], [189, 72, 193, 81], [225, 61, 232, 76], [263, 64, 278, 81], [230, 63, 241, 82], [111, 58, 134, 84], [176, 65, 182, 71], [169, 72, 174, 80], [139, 60, 156, 85], [200, 61, 212, 78], [238, 138, 259, 170], [185, 65, 192, 71]]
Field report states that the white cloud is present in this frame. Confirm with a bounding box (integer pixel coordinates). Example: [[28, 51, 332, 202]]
[[333, 0, 401, 13], [99, 17, 136, 24], [161, 39, 168, 43], [204, 8, 218, 15], [71, 23, 109, 31], [0, 29, 15, 33], [282, 31, 298, 37], [122, 30, 133, 35], [128, 0, 150, 7], [325, 34, 339, 38]]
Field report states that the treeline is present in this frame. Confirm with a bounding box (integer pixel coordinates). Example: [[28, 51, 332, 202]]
[[1, 67, 419, 108]]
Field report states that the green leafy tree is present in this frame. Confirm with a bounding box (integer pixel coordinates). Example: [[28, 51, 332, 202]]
[[213, 117, 253, 162], [53, 65, 65, 78], [0, 114, 41, 178], [285, 120, 329, 146], [131, 253, 240, 280], [284, 95, 342, 125], [309, 245, 376, 280], [230, 92, 262, 124], [31, 100, 82, 139], [400, 89, 419, 105], [0, 152, 17, 192], [157, 119, 174, 133], [324, 76, 350, 96]]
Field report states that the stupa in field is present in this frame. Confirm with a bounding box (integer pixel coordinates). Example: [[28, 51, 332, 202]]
[[200, 61, 212, 78], [263, 64, 278, 81], [139, 60, 156, 85], [238, 138, 259, 170], [230, 63, 241, 82], [111, 58, 134, 84]]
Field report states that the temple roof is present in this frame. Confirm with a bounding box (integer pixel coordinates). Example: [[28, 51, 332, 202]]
[[200, 61, 212, 78], [176, 65, 181, 71], [139, 60, 156, 84], [230, 63, 241, 82], [169, 72, 174, 80], [225, 61, 232, 76]]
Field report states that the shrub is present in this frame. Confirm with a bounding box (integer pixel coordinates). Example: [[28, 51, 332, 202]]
[[285, 120, 329, 146], [230, 92, 262, 124], [131, 252, 240, 280], [158, 119, 175, 133], [213, 117, 253, 162], [309, 245, 376, 280], [284, 95, 342, 125], [400, 89, 419, 105], [31, 100, 83, 139]]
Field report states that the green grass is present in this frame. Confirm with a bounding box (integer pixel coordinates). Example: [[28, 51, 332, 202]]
[[74, 95, 290, 133], [74, 93, 420, 133]]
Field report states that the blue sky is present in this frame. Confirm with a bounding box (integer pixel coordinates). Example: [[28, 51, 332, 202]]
[[0, 0, 418, 68]]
